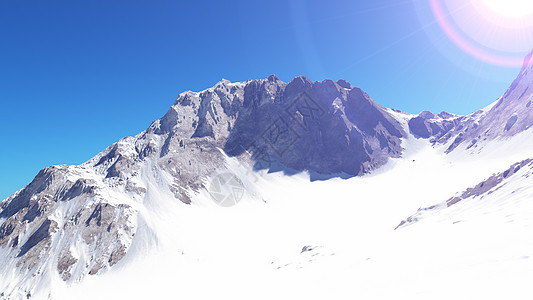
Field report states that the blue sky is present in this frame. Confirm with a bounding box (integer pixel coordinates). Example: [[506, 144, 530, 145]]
[[0, 0, 529, 199]]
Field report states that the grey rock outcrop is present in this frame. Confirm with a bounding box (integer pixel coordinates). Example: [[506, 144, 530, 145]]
[[395, 158, 533, 229], [224, 75, 406, 176], [0, 164, 135, 279]]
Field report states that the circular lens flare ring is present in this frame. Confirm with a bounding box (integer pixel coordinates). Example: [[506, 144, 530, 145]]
[[430, 0, 531, 67]]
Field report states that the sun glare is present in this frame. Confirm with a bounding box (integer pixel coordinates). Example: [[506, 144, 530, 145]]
[[481, 0, 533, 18], [429, 0, 533, 66]]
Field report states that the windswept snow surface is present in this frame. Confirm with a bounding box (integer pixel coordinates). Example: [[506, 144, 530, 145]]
[[37, 124, 533, 300]]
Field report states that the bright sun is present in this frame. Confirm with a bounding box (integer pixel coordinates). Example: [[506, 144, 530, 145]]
[[429, 0, 533, 66], [481, 0, 533, 18]]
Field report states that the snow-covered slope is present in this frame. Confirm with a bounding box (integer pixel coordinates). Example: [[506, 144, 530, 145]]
[[29, 124, 533, 300], [1, 51, 533, 299]]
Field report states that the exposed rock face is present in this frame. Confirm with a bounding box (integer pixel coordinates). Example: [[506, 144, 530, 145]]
[[224, 76, 406, 176], [57, 249, 78, 281], [0, 75, 408, 296], [408, 110, 479, 146], [0, 164, 136, 280]]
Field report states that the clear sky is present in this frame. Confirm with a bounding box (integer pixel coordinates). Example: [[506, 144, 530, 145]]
[[1, 0, 531, 200]]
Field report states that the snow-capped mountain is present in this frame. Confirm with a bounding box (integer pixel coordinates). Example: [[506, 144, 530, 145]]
[[409, 51, 533, 153], [1, 50, 533, 300], [0, 73, 409, 298]]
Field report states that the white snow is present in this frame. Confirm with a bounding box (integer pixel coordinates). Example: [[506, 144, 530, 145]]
[[29, 125, 533, 300]]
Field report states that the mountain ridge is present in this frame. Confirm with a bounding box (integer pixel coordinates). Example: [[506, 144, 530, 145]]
[[1, 50, 533, 298], [0, 74, 409, 296]]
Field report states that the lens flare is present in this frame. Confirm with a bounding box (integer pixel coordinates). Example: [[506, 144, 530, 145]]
[[481, 0, 533, 18], [429, 0, 533, 66]]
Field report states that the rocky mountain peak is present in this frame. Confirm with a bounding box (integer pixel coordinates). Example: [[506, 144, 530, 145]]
[[287, 75, 313, 89], [266, 74, 281, 82], [336, 79, 354, 89], [224, 76, 405, 177]]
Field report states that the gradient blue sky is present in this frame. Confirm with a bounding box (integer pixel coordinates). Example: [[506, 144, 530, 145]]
[[0, 0, 529, 199]]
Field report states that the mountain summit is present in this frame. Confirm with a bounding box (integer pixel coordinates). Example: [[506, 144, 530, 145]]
[[0, 75, 408, 296], [2, 51, 533, 299]]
